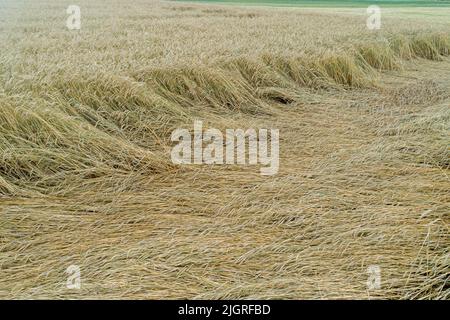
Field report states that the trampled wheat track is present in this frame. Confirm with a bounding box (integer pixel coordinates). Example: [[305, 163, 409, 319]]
[[0, 0, 449, 299]]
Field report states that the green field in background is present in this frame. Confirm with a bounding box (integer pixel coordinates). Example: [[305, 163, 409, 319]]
[[177, 0, 450, 7]]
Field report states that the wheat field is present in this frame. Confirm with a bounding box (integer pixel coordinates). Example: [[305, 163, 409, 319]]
[[0, 0, 449, 299]]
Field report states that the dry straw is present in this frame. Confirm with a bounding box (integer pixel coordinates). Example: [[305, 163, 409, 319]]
[[0, 1, 449, 299]]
